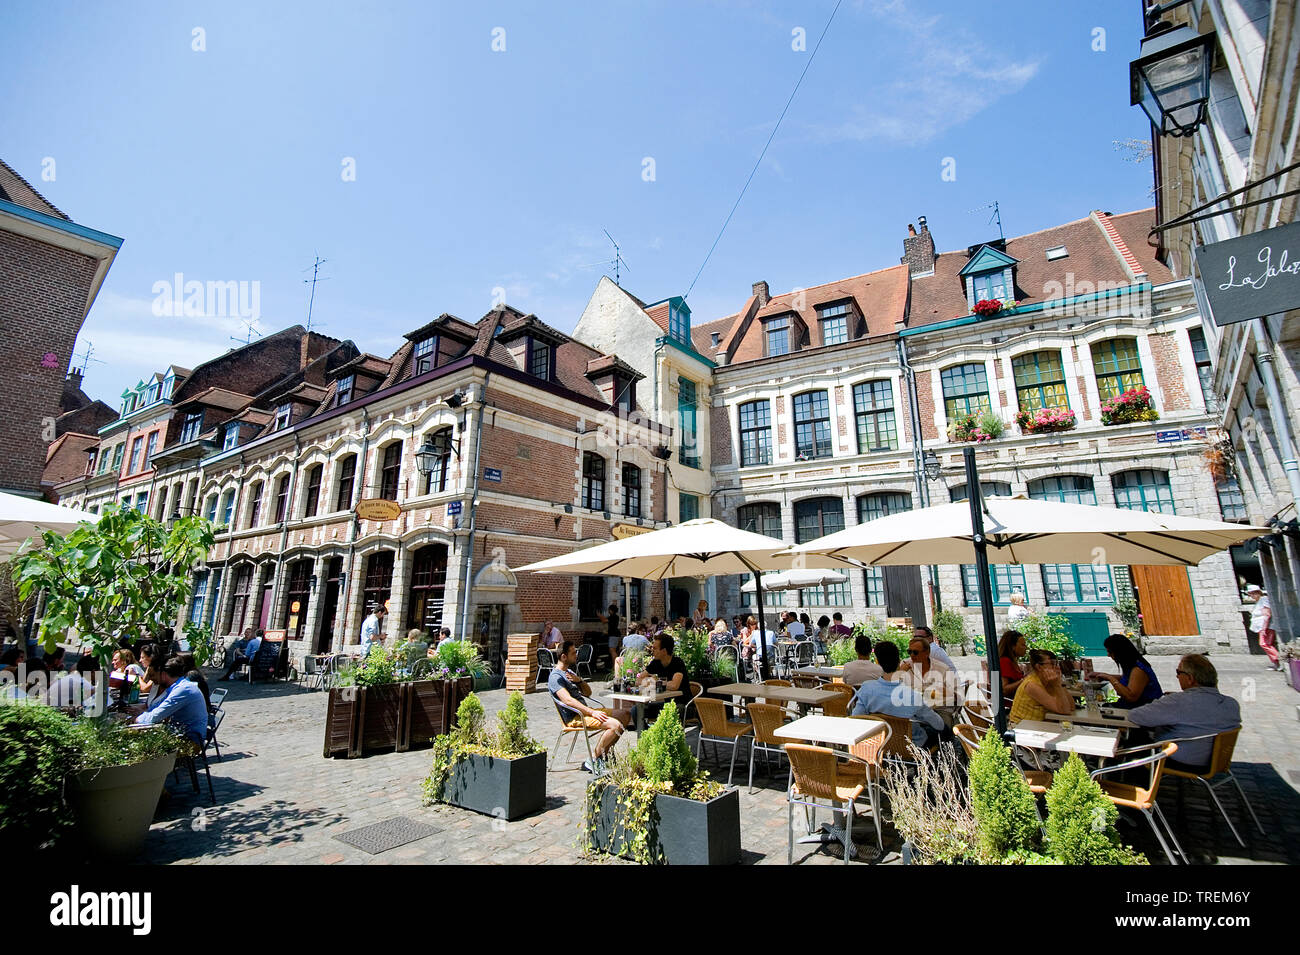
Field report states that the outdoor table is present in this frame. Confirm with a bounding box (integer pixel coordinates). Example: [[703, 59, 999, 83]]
[[1012, 719, 1120, 759], [709, 682, 840, 712], [1043, 707, 1136, 730], [774, 715, 887, 861], [792, 665, 844, 681], [605, 688, 682, 736]]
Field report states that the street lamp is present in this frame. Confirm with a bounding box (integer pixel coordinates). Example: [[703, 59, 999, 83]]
[[923, 450, 942, 482], [414, 438, 440, 476], [1129, 20, 1215, 137]]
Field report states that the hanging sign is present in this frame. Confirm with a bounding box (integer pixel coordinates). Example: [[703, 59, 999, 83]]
[[356, 499, 401, 521], [1196, 220, 1300, 326], [611, 522, 652, 539]]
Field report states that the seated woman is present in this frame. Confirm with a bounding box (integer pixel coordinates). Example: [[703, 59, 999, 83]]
[[1098, 633, 1163, 709], [1007, 649, 1076, 726], [708, 618, 732, 651], [997, 630, 1027, 700], [110, 648, 146, 705]]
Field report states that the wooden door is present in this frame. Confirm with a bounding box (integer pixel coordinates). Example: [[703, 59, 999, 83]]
[[1130, 565, 1198, 636], [883, 566, 927, 627]]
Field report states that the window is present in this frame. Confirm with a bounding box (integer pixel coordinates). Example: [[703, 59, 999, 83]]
[[337, 375, 355, 406], [818, 302, 851, 346], [274, 474, 290, 522], [408, 546, 448, 631], [949, 481, 1012, 503], [144, 431, 158, 467], [128, 437, 143, 474], [853, 380, 897, 452], [414, 336, 437, 375], [207, 569, 223, 629], [529, 339, 551, 379], [739, 400, 772, 466], [972, 270, 1009, 302], [961, 565, 1028, 606], [679, 493, 699, 522], [227, 565, 254, 634], [1216, 478, 1247, 521], [362, 550, 395, 616], [857, 492, 911, 607], [1113, 469, 1175, 514], [941, 364, 991, 419], [180, 412, 204, 443], [765, 316, 790, 357], [223, 424, 240, 451], [578, 577, 605, 621], [1012, 351, 1069, 411], [669, 302, 691, 344], [678, 377, 699, 468], [1092, 338, 1145, 400], [793, 390, 832, 460], [738, 502, 781, 539], [190, 572, 209, 626], [111, 444, 123, 472], [379, 442, 403, 501], [134, 492, 148, 513], [248, 482, 263, 528], [220, 490, 235, 527], [794, 497, 844, 544], [1027, 476, 1112, 605], [155, 486, 168, 521], [423, 428, 453, 494], [582, 453, 605, 510], [283, 560, 313, 637], [335, 454, 357, 511], [84, 450, 97, 475], [204, 494, 218, 523], [303, 465, 323, 518], [274, 404, 292, 431], [1188, 327, 1216, 408], [622, 464, 641, 518]]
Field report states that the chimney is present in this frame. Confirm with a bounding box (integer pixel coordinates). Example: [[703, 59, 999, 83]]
[[901, 216, 935, 276], [67, 367, 84, 393], [751, 280, 770, 307], [300, 332, 311, 370]]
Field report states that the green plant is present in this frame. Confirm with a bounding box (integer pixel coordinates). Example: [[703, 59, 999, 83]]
[[353, 644, 398, 687], [639, 702, 697, 790], [879, 743, 985, 864], [1019, 612, 1083, 660], [852, 618, 912, 659], [969, 730, 1040, 857], [932, 609, 969, 652], [432, 638, 489, 680], [826, 637, 856, 666], [64, 718, 182, 772], [182, 622, 216, 668], [1112, 598, 1141, 633], [1044, 753, 1146, 865], [12, 508, 214, 668], [669, 626, 708, 678], [615, 648, 648, 682], [453, 692, 487, 744], [421, 691, 544, 805], [0, 703, 78, 852], [711, 651, 737, 682], [494, 692, 540, 756], [948, 411, 1005, 443]]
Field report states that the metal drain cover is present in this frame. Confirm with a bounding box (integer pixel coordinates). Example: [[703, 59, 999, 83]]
[[333, 817, 441, 855]]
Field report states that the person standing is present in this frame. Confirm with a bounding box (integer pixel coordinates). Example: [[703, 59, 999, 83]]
[[602, 603, 621, 667], [1246, 584, 1279, 671], [359, 604, 387, 659], [692, 599, 710, 629], [1007, 591, 1030, 626]]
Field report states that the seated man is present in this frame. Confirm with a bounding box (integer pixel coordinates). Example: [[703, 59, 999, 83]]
[[133, 655, 210, 747], [219, 628, 254, 681], [840, 634, 883, 686], [829, 612, 853, 638], [914, 626, 954, 670], [1127, 654, 1241, 771], [640, 634, 691, 715], [897, 636, 956, 710], [851, 641, 944, 748], [548, 641, 628, 774]]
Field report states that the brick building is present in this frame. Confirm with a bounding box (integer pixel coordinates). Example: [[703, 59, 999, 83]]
[[0, 158, 121, 498]]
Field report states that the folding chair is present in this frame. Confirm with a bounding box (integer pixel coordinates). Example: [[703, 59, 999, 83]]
[[207, 708, 226, 763], [1091, 741, 1186, 865], [1162, 728, 1265, 848], [207, 686, 228, 710]]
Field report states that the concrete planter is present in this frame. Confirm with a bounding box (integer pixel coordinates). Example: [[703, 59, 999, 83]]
[[441, 751, 547, 820], [586, 781, 740, 865], [66, 754, 176, 858]]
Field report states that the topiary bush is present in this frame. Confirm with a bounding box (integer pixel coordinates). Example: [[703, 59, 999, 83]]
[[932, 609, 969, 652], [969, 730, 1040, 857], [1044, 753, 1146, 865], [495, 691, 540, 757], [639, 702, 697, 792], [454, 691, 487, 744]]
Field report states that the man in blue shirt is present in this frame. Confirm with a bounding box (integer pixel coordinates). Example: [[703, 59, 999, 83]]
[[359, 605, 387, 658], [134, 656, 210, 747], [851, 641, 944, 748], [1127, 654, 1241, 770]]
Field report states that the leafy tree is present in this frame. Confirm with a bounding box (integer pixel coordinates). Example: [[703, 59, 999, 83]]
[[0, 561, 38, 641], [12, 508, 214, 668], [638, 701, 697, 792], [1044, 753, 1145, 864], [969, 730, 1040, 857]]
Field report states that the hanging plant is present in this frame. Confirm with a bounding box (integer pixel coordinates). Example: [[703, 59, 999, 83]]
[[1099, 387, 1158, 425], [1014, 406, 1077, 435]]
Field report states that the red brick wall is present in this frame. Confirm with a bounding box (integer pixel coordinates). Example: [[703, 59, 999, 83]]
[[711, 404, 732, 466], [915, 369, 939, 441], [1148, 332, 1191, 411], [0, 230, 99, 493]]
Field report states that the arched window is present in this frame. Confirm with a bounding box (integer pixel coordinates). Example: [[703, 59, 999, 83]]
[[737, 502, 781, 538], [274, 474, 291, 522], [949, 481, 1012, 503], [407, 545, 448, 634], [794, 498, 847, 605], [302, 464, 323, 518], [423, 428, 453, 494], [335, 454, 357, 511], [379, 442, 403, 501], [853, 380, 898, 452], [226, 564, 255, 634], [1113, 469, 1175, 514], [363, 550, 395, 617], [582, 453, 605, 510], [941, 363, 991, 418], [247, 481, 263, 528], [738, 399, 772, 466], [282, 560, 313, 640], [1012, 350, 1069, 411]]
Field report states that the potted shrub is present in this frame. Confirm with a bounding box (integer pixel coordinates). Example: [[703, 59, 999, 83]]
[[1014, 406, 1077, 435], [422, 691, 547, 820], [826, 637, 856, 666], [1100, 386, 1159, 425], [584, 701, 740, 865], [947, 411, 1005, 443]]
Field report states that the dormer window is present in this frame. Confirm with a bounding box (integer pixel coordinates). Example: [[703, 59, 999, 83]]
[[223, 423, 240, 451], [817, 302, 852, 346], [274, 404, 292, 431], [764, 315, 791, 357], [337, 375, 355, 407], [972, 270, 1010, 302], [668, 301, 691, 344], [181, 411, 204, 443], [959, 243, 1018, 308], [413, 336, 437, 376], [529, 339, 552, 379]]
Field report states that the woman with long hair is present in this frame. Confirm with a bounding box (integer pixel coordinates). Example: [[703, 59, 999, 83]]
[[1007, 649, 1075, 726], [1099, 633, 1163, 708], [996, 630, 1027, 698]]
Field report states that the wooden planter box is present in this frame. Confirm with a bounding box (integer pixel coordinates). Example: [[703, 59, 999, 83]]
[[323, 677, 472, 758], [586, 782, 741, 865], [440, 751, 547, 820]]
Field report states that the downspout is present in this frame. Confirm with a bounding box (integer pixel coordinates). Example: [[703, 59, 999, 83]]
[[273, 433, 303, 649], [897, 336, 942, 614], [340, 407, 371, 650], [458, 373, 491, 642]]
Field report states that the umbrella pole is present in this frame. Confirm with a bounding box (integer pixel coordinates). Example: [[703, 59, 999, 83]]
[[754, 573, 768, 681], [963, 447, 1004, 732]]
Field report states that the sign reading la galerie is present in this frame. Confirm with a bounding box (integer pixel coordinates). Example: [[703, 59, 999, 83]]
[[1196, 220, 1300, 326]]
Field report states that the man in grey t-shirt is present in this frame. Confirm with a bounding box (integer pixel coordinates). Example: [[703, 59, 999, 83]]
[[1127, 654, 1240, 769]]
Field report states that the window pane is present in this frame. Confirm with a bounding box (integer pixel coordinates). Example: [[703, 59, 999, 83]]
[[739, 399, 772, 466], [679, 378, 699, 468], [1112, 469, 1175, 514], [961, 564, 1027, 605], [821, 316, 847, 346], [794, 497, 844, 544], [737, 502, 781, 538], [793, 391, 832, 460], [1093, 338, 1145, 400], [1012, 351, 1069, 411], [857, 491, 912, 522], [941, 364, 990, 418], [853, 380, 897, 452]]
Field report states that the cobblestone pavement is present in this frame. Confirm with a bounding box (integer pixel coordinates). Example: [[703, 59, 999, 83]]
[[140, 654, 1300, 865]]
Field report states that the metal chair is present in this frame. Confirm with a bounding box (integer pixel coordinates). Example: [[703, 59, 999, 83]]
[[575, 643, 594, 679], [1162, 727, 1265, 848], [785, 743, 868, 865], [792, 640, 816, 670], [846, 716, 893, 850], [694, 697, 753, 786], [548, 701, 614, 770], [746, 702, 791, 793], [208, 686, 228, 710], [536, 647, 556, 689], [865, 711, 935, 772], [1090, 741, 1186, 865], [207, 708, 226, 762], [680, 681, 705, 729]]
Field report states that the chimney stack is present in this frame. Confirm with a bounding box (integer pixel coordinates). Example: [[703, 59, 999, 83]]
[[67, 367, 84, 392], [751, 280, 770, 307], [901, 216, 935, 276]]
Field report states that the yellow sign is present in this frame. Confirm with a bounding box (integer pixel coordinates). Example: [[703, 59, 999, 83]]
[[611, 522, 652, 540], [291, 601, 301, 613], [356, 499, 402, 522]]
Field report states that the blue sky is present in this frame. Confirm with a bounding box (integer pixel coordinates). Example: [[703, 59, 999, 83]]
[[2, 0, 1156, 404]]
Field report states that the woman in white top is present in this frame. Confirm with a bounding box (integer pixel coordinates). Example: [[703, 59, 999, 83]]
[[1007, 591, 1031, 626]]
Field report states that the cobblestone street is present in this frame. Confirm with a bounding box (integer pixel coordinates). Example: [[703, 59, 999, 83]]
[[139, 654, 1300, 865]]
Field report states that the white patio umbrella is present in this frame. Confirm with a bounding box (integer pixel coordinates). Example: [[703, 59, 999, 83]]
[[740, 568, 848, 593], [514, 518, 861, 675], [0, 491, 96, 558]]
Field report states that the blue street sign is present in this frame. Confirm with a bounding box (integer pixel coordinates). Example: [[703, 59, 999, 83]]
[[1155, 430, 1184, 444], [483, 467, 502, 482], [446, 501, 463, 516]]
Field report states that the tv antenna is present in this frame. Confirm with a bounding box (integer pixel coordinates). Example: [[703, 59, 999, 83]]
[[968, 200, 1004, 240], [603, 230, 631, 286], [231, 318, 263, 347], [302, 254, 330, 332], [73, 340, 105, 376]]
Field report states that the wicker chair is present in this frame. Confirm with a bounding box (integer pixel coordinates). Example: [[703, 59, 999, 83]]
[[846, 716, 892, 849], [864, 711, 935, 772], [679, 681, 705, 728], [746, 702, 791, 793], [820, 682, 856, 719], [954, 722, 1052, 795], [1162, 727, 1264, 849], [694, 697, 753, 786], [785, 743, 868, 864], [1091, 741, 1186, 865]]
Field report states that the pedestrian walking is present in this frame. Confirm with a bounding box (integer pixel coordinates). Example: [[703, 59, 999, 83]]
[[1247, 584, 1280, 670]]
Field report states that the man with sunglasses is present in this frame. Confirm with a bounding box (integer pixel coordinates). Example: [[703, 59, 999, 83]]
[[851, 641, 943, 747], [897, 636, 955, 713], [1126, 654, 1240, 770]]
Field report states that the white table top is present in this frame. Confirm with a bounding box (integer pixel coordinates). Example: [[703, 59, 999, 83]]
[[792, 665, 844, 679], [709, 683, 840, 705], [606, 689, 683, 703], [774, 715, 886, 747], [1012, 719, 1120, 757], [1043, 707, 1136, 729]]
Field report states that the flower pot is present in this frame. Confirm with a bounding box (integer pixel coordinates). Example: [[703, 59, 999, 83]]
[[66, 754, 177, 858], [359, 684, 404, 753], [587, 781, 741, 865], [441, 751, 547, 820]]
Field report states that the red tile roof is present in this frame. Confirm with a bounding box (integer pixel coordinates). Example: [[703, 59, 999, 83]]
[[0, 158, 68, 219]]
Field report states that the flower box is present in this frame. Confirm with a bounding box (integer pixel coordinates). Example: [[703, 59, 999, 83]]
[[323, 677, 472, 758], [948, 412, 1005, 443], [971, 298, 1015, 317], [586, 781, 741, 865], [440, 751, 547, 821], [1100, 387, 1158, 425], [1015, 406, 1077, 435]]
